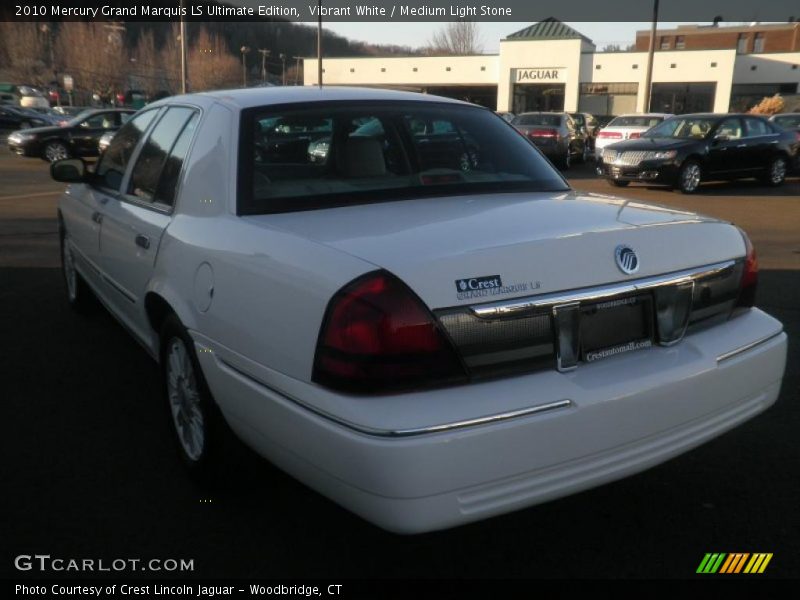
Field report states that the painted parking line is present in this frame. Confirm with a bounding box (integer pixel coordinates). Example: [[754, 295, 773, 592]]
[[0, 191, 63, 201]]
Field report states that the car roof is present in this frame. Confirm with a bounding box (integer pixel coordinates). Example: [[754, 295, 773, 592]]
[[151, 86, 476, 111], [611, 113, 673, 118]]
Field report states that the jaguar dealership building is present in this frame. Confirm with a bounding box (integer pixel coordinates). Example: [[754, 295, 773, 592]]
[[303, 19, 800, 115]]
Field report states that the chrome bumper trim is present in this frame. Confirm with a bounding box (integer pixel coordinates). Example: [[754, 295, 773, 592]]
[[716, 330, 785, 364], [470, 260, 739, 320], [217, 357, 572, 438]]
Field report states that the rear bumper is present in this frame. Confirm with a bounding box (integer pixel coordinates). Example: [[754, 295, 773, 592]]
[[193, 308, 786, 534]]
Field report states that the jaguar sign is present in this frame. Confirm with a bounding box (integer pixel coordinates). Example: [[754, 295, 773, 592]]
[[515, 68, 565, 83]]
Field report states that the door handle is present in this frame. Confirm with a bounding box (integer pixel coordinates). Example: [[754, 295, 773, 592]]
[[91, 212, 103, 224], [135, 234, 150, 250]]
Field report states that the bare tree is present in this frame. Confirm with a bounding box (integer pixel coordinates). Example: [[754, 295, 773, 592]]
[[187, 27, 239, 91], [130, 30, 162, 96], [0, 22, 52, 84], [426, 22, 483, 55], [159, 23, 182, 93], [55, 22, 128, 100]]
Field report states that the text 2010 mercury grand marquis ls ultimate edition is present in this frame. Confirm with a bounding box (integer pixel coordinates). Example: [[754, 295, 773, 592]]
[[52, 87, 787, 533]]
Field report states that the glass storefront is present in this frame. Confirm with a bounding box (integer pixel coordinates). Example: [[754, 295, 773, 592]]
[[512, 83, 565, 113], [578, 83, 638, 116], [730, 83, 798, 112], [649, 83, 716, 114]]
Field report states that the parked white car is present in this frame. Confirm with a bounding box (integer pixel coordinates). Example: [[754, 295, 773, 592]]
[[52, 88, 787, 534], [594, 113, 673, 159]]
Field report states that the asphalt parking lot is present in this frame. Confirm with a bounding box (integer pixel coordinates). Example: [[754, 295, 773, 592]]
[[1, 144, 798, 580]]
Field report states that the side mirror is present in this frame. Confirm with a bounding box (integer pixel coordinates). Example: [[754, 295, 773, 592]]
[[50, 158, 88, 183]]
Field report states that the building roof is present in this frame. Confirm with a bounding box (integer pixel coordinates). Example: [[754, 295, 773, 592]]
[[505, 19, 592, 43], [636, 22, 800, 36]]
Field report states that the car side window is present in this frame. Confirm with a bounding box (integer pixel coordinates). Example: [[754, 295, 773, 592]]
[[152, 112, 199, 207], [716, 118, 743, 139], [94, 109, 158, 191], [743, 117, 769, 137], [128, 107, 198, 206]]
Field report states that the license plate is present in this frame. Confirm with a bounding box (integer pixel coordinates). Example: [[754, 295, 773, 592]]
[[611, 166, 622, 178], [581, 295, 654, 363]]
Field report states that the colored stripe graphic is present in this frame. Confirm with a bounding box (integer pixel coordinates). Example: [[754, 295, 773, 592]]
[[698, 552, 773, 574]]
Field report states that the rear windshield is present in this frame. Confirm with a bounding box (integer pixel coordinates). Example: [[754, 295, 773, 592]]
[[608, 116, 665, 128], [512, 114, 562, 127], [239, 102, 569, 214], [773, 115, 800, 129]]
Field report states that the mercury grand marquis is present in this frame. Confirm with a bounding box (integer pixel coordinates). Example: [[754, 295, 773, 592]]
[[51, 87, 787, 533]]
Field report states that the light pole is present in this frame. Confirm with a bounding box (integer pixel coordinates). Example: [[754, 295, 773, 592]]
[[240, 46, 251, 87], [642, 0, 660, 113], [280, 53, 287, 86], [292, 56, 303, 85], [179, 0, 188, 94], [258, 49, 270, 84], [317, 0, 323, 86]]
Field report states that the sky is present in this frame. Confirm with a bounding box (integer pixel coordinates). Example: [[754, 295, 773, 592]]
[[322, 22, 704, 52]]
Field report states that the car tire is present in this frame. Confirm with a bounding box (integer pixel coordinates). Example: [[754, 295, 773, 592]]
[[761, 156, 787, 187], [60, 225, 97, 314], [161, 314, 224, 478], [608, 180, 629, 187], [677, 160, 702, 194], [43, 141, 70, 162]]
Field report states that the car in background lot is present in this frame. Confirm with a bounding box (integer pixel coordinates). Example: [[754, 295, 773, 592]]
[[770, 113, 800, 170], [0, 84, 50, 109], [570, 112, 601, 153], [0, 105, 54, 130], [594, 113, 672, 159], [7, 108, 134, 161], [496, 111, 515, 123], [50, 87, 786, 534], [597, 113, 797, 193], [512, 111, 589, 168]]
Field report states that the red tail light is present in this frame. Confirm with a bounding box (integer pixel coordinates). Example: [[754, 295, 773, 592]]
[[313, 271, 466, 393], [529, 128, 558, 138], [735, 228, 758, 308], [628, 132, 641, 139], [598, 131, 622, 139]]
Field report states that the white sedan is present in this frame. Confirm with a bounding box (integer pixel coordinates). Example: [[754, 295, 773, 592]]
[[52, 87, 787, 534], [594, 113, 673, 159]]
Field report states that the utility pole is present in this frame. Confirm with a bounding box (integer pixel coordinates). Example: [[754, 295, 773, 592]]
[[280, 53, 287, 86], [179, 0, 188, 93], [317, 0, 323, 86], [292, 56, 302, 85], [240, 46, 251, 87], [642, 0, 660, 113], [258, 49, 270, 84]]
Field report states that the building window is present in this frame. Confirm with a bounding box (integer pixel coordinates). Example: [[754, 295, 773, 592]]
[[595, 64, 602, 70], [753, 33, 765, 53], [632, 64, 639, 69], [737, 33, 748, 54], [660, 36, 671, 50], [750, 65, 757, 71], [670, 63, 677, 68], [480, 66, 486, 71], [380, 68, 386, 72], [675, 36, 685, 49], [446, 67, 451, 71], [710, 62, 718, 67], [349, 68, 355, 73], [412, 67, 418, 72]]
